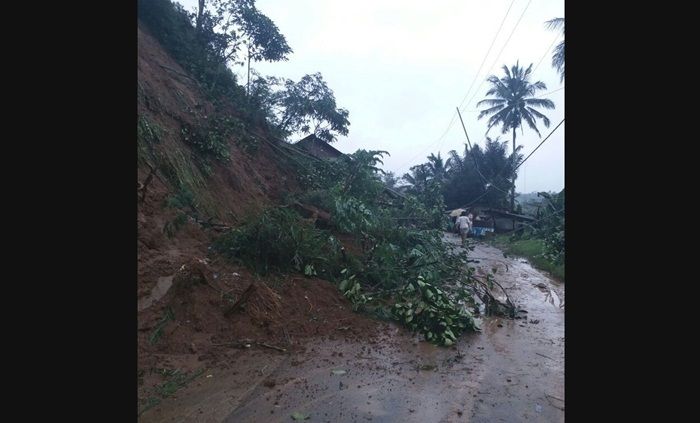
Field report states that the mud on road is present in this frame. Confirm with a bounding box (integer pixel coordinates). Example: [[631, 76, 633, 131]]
[[139, 235, 564, 422]]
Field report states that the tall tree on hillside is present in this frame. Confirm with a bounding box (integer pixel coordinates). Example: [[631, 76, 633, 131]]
[[274, 73, 350, 143], [238, 5, 292, 93], [196, 0, 207, 33], [477, 62, 555, 211], [249, 72, 350, 142], [545, 18, 565, 82], [202, 0, 292, 92]]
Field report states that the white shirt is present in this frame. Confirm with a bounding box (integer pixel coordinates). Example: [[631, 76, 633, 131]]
[[456, 216, 472, 229]]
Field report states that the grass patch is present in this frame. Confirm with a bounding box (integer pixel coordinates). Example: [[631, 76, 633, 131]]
[[491, 235, 565, 281], [149, 307, 174, 345], [155, 368, 205, 397], [138, 367, 206, 416], [137, 116, 164, 166], [213, 207, 343, 277], [138, 396, 161, 416], [156, 145, 219, 218]]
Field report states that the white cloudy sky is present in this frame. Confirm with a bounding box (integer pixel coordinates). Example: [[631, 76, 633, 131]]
[[174, 0, 564, 192]]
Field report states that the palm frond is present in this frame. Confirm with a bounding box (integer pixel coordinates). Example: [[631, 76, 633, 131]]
[[525, 98, 555, 109], [485, 107, 511, 131], [526, 107, 552, 128], [476, 99, 506, 107], [552, 40, 564, 81], [486, 109, 508, 134], [521, 110, 542, 137], [545, 18, 564, 32], [529, 81, 548, 92], [502, 64, 512, 79], [477, 104, 505, 119]]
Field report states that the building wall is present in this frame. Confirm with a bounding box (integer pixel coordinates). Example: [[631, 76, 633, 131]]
[[494, 217, 516, 231]]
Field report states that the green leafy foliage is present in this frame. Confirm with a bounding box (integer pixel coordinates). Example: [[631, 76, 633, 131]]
[[138, 116, 163, 145], [249, 73, 350, 143], [212, 0, 292, 67], [138, 0, 246, 102], [334, 230, 480, 345], [212, 146, 483, 345], [498, 189, 564, 275], [392, 276, 476, 346], [477, 62, 555, 138], [213, 208, 343, 276], [337, 272, 370, 311], [543, 229, 564, 264], [537, 189, 565, 264], [405, 138, 524, 211], [180, 123, 230, 161], [545, 18, 565, 82]]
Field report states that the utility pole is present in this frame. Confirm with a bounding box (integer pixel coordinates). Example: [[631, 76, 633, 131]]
[[456, 107, 489, 201], [455, 107, 474, 151]]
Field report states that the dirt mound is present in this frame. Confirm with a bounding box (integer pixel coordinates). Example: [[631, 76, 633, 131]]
[[137, 256, 382, 406], [138, 258, 380, 364], [137, 21, 380, 408]]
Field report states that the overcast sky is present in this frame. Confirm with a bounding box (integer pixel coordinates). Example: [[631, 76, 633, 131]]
[[174, 0, 564, 193]]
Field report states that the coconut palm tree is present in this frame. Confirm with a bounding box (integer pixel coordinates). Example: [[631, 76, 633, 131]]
[[402, 163, 430, 195], [545, 18, 565, 82], [446, 148, 466, 173], [477, 62, 555, 211], [426, 153, 449, 184]]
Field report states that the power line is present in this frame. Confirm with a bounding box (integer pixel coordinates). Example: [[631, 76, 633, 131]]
[[457, 0, 516, 111], [394, 110, 458, 174], [396, 0, 531, 177], [394, 0, 544, 178], [533, 31, 561, 75], [433, 111, 458, 158], [456, 107, 489, 187], [462, 0, 533, 113], [461, 117, 564, 207], [415, 101, 562, 204], [513, 118, 564, 172], [396, 1, 518, 176], [535, 86, 565, 98]]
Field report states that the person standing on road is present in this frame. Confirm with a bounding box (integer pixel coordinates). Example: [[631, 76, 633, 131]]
[[455, 211, 473, 245]]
